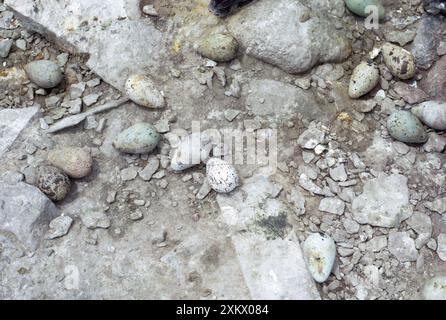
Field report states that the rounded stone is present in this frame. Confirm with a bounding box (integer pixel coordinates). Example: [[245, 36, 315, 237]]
[[349, 61, 380, 99], [382, 43, 416, 80], [24, 60, 64, 89], [113, 123, 161, 154], [303, 233, 336, 283], [198, 33, 238, 62], [206, 158, 240, 193], [36, 165, 71, 202], [411, 101, 446, 131], [125, 74, 165, 109], [344, 0, 385, 19], [387, 111, 428, 144], [422, 275, 446, 300], [48, 147, 93, 179]]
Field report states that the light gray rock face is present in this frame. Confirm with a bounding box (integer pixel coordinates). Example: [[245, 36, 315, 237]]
[[388, 232, 418, 262], [227, 0, 351, 74], [0, 182, 59, 250], [6, 0, 165, 91], [216, 175, 320, 299], [352, 174, 412, 228], [245, 79, 337, 122], [0, 106, 39, 158]]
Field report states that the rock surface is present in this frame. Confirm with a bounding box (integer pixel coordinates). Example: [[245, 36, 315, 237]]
[[0, 107, 39, 157], [352, 174, 412, 228], [227, 0, 351, 74], [5, 0, 165, 91], [0, 182, 59, 250]]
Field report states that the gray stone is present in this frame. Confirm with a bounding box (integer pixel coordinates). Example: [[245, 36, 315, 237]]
[[120, 167, 138, 181], [366, 236, 388, 252], [0, 182, 59, 250], [406, 212, 432, 235], [6, 0, 165, 91], [298, 123, 325, 150], [352, 174, 412, 228], [0, 38, 13, 58], [80, 211, 110, 229], [83, 93, 100, 107], [424, 133, 446, 153], [329, 164, 347, 182], [388, 232, 418, 262], [15, 38, 26, 50], [343, 218, 360, 234], [233, 232, 320, 299], [0, 107, 39, 157], [227, 0, 351, 74], [68, 82, 86, 100], [425, 198, 446, 214], [246, 79, 336, 122], [138, 158, 159, 181], [437, 234, 446, 261], [196, 180, 212, 200], [319, 197, 345, 215], [45, 215, 73, 240], [287, 187, 306, 216]]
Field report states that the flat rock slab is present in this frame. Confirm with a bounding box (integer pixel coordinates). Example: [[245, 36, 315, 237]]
[[245, 79, 337, 122], [0, 182, 59, 250], [6, 0, 165, 91], [0, 106, 39, 157], [217, 175, 320, 300], [352, 173, 413, 228], [228, 0, 351, 74]]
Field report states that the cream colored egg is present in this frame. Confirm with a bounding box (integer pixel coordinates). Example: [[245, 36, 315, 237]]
[[125, 74, 165, 109], [348, 61, 380, 99], [382, 43, 416, 80]]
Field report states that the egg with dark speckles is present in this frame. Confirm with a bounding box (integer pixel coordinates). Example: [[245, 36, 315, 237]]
[[37, 165, 71, 202], [382, 43, 416, 80], [206, 158, 240, 193], [387, 110, 428, 144], [349, 61, 380, 98]]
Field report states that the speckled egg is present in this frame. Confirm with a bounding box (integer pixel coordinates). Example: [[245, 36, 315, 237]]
[[125, 74, 165, 109], [37, 165, 71, 202], [303, 233, 336, 283], [382, 43, 416, 80], [422, 275, 446, 300], [387, 110, 428, 144], [113, 123, 160, 154], [24, 60, 63, 89], [206, 158, 240, 193], [198, 33, 238, 62], [348, 61, 380, 98], [48, 147, 93, 179], [412, 101, 446, 131], [344, 0, 385, 19]]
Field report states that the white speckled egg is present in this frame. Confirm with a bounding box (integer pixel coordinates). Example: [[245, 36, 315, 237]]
[[303, 233, 336, 283], [411, 101, 446, 131], [422, 275, 446, 300], [348, 61, 380, 99], [206, 158, 240, 193], [125, 74, 165, 109], [382, 43, 416, 80]]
